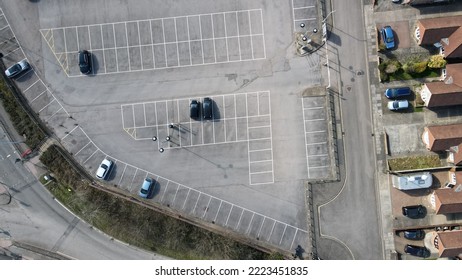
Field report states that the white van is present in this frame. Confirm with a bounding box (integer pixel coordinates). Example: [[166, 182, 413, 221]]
[[392, 172, 432, 191]]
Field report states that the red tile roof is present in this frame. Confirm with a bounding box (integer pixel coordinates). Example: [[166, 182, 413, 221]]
[[436, 230, 462, 258], [418, 16, 462, 45], [424, 64, 462, 107], [442, 27, 462, 58], [423, 123, 462, 151], [425, 82, 462, 107], [434, 188, 462, 214]]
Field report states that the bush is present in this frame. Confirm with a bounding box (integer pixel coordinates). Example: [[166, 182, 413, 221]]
[[414, 60, 428, 73], [402, 56, 428, 74], [385, 60, 401, 74], [428, 55, 447, 69], [0, 79, 46, 149]]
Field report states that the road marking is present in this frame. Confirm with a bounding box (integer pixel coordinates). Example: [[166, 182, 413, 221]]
[[30, 90, 48, 103], [23, 80, 40, 92], [112, 24, 119, 72], [74, 141, 92, 156], [161, 181, 170, 203], [137, 21, 143, 70]]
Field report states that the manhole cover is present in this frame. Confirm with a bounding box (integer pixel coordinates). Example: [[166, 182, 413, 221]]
[[346, 86, 352, 92]]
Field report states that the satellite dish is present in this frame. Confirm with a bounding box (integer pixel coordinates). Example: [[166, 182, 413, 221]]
[[455, 184, 462, 193]]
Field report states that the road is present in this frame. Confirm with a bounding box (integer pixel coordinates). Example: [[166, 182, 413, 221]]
[[0, 126, 167, 259], [315, 0, 384, 259]]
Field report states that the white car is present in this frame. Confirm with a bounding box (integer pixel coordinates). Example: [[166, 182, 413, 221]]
[[5, 59, 30, 78], [388, 100, 409, 111], [96, 159, 113, 180]]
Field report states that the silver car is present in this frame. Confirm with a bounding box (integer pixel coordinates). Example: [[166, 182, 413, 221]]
[[388, 100, 409, 111], [138, 178, 154, 198], [5, 59, 30, 78]]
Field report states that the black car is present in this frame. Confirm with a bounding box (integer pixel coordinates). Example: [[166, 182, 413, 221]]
[[404, 245, 430, 258], [190, 100, 200, 119], [78, 50, 92, 74], [402, 205, 426, 219], [403, 229, 425, 240], [202, 97, 213, 120]]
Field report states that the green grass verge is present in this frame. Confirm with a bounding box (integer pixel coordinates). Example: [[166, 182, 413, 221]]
[[413, 107, 424, 112], [0, 78, 46, 149], [388, 155, 442, 171], [40, 145, 280, 260], [388, 68, 440, 82]]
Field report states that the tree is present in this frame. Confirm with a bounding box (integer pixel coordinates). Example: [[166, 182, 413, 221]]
[[428, 55, 447, 69]]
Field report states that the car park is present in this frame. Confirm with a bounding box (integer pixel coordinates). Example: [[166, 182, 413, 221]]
[[404, 245, 430, 258], [78, 50, 92, 74], [96, 159, 112, 180], [403, 229, 425, 240], [387, 100, 409, 111], [202, 97, 213, 120], [381, 26, 395, 50], [402, 205, 426, 219], [4, 59, 30, 78], [190, 100, 200, 119], [138, 178, 154, 198], [384, 87, 411, 99]]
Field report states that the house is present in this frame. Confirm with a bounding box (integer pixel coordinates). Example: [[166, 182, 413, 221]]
[[422, 123, 462, 151], [447, 143, 462, 165], [432, 187, 462, 214], [430, 230, 462, 258], [392, 172, 433, 190], [442, 169, 462, 186], [415, 15, 462, 58], [420, 63, 462, 108]]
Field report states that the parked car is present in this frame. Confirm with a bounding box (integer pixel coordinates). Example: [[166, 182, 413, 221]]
[[381, 26, 395, 50], [403, 229, 425, 240], [404, 245, 430, 258], [138, 178, 154, 198], [202, 97, 213, 120], [5, 59, 30, 78], [78, 50, 92, 74], [96, 159, 112, 180], [402, 205, 426, 219], [384, 87, 411, 99], [190, 99, 200, 119], [388, 100, 409, 111]]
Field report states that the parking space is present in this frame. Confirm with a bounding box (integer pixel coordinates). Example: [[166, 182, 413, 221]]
[[121, 91, 274, 185], [40, 9, 266, 77], [0, 10, 69, 124], [291, 0, 318, 32], [302, 96, 332, 179], [58, 123, 305, 253]]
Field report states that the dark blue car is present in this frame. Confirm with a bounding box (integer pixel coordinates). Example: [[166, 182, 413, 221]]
[[385, 87, 411, 99], [381, 26, 395, 50], [404, 245, 430, 258], [403, 229, 425, 240]]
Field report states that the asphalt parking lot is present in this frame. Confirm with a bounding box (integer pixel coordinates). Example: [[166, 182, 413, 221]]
[[121, 91, 274, 185], [41, 9, 266, 76], [0, 0, 328, 254]]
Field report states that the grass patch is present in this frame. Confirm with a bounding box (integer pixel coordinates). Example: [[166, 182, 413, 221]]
[[388, 68, 440, 82], [0, 77, 46, 149], [413, 107, 424, 112], [388, 155, 442, 171], [40, 145, 274, 260]]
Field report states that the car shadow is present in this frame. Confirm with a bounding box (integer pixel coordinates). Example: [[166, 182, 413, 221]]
[[90, 53, 99, 76], [211, 99, 221, 121], [150, 180, 161, 199]]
